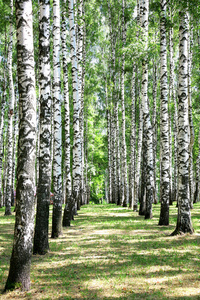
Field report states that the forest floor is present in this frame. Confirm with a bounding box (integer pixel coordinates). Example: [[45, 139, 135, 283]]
[[0, 202, 200, 300]]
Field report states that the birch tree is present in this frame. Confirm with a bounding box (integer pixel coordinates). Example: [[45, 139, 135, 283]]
[[4, 0, 36, 290], [169, 7, 178, 203], [172, 8, 194, 235], [194, 129, 200, 203], [62, 0, 72, 227], [158, 0, 170, 226], [51, 0, 63, 238], [69, 0, 81, 219], [130, 65, 136, 210], [188, 16, 194, 209], [106, 81, 112, 204], [11, 92, 18, 207], [140, 0, 154, 219], [152, 61, 158, 204], [33, 0, 51, 254], [0, 34, 7, 208], [121, 0, 128, 207], [77, 0, 85, 206], [5, 0, 15, 216]]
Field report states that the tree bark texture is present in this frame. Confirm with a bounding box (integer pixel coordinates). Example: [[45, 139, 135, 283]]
[[5, 0, 36, 291], [69, 0, 81, 216], [140, 0, 154, 219], [51, 0, 63, 238], [33, 0, 51, 254], [159, 0, 170, 226], [62, 0, 72, 227], [5, 0, 15, 216], [172, 9, 193, 235]]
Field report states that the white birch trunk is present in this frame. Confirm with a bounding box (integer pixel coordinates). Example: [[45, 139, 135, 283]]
[[11, 88, 18, 207], [33, 0, 52, 254], [62, 0, 72, 227], [111, 104, 117, 203], [77, 0, 84, 207], [152, 61, 158, 204], [188, 16, 194, 209], [194, 130, 200, 203], [172, 9, 193, 235], [121, 0, 128, 207], [169, 10, 178, 203], [5, 0, 36, 290], [5, 0, 15, 216], [51, 0, 63, 238], [106, 82, 112, 203], [169, 110, 173, 206], [115, 98, 121, 205], [0, 39, 7, 208], [82, 4, 87, 204], [158, 0, 170, 226], [140, 0, 154, 219], [130, 65, 136, 210], [135, 82, 143, 212], [69, 0, 81, 215]]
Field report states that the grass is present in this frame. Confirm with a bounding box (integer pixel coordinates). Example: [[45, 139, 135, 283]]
[[0, 202, 200, 299]]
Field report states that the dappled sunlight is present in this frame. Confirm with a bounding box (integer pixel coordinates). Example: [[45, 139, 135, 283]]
[[1, 204, 200, 299]]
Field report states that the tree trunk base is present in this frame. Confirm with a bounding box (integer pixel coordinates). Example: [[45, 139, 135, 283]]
[[133, 205, 138, 212], [145, 212, 153, 219], [62, 205, 71, 227], [4, 211, 12, 216], [33, 248, 49, 255], [158, 220, 169, 226], [171, 227, 194, 236]]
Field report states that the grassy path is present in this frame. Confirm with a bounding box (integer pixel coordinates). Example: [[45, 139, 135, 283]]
[[1, 203, 200, 299]]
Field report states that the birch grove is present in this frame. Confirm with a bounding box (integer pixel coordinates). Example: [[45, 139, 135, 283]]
[[3, 1, 200, 291]]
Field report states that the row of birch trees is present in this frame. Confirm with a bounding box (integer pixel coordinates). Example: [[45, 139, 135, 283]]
[[103, 0, 199, 235], [0, 0, 200, 292]]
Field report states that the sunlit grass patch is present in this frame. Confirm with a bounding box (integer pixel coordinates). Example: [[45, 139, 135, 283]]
[[1, 203, 200, 299]]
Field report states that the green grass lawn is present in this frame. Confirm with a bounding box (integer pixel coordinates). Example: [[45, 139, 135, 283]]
[[1, 202, 200, 299]]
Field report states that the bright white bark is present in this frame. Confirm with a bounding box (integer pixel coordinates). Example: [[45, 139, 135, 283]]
[[106, 82, 112, 203], [69, 0, 81, 211], [130, 65, 136, 210], [194, 130, 200, 203], [0, 36, 7, 208], [11, 92, 18, 206], [52, 0, 63, 238], [169, 9, 178, 203], [188, 15, 194, 209], [34, 0, 51, 254], [5, 0, 15, 216], [115, 98, 121, 205], [140, 0, 154, 219], [121, 0, 128, 207], [5, 0, 36, 290], [77, 0, 84, 206], [152, 62, 158, 204], [111, 104, 117, 203], [62, 0, 72, 227], [158, 0, 170, 226], [172, 9, 193, 235]]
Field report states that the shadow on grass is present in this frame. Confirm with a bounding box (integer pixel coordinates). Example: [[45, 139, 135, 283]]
[[34, 257, 200, 299], [1, 204, 200, 299]]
